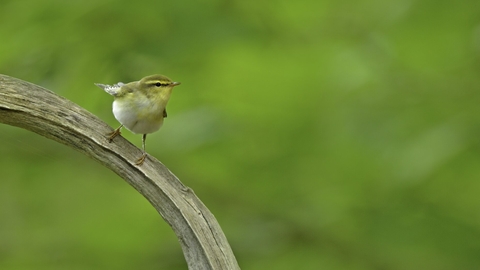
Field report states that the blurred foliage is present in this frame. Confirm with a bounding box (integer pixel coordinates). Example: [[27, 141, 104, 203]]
[[1, 0, 480, 269]]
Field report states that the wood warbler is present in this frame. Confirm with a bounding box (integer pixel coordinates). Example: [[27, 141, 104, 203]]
[[95, 74, 180, 165]]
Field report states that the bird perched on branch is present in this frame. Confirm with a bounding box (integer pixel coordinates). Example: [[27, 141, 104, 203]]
[[95, 74, 180, 165]]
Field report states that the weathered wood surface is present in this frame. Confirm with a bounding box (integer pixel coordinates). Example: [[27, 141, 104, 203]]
[[0, 74, 240, 270]]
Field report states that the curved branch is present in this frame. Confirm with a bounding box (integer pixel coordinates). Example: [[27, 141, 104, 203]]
[[0, 74, 240, 270]]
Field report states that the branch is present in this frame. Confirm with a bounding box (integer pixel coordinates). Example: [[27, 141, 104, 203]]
[[0, 74, 240, 270]]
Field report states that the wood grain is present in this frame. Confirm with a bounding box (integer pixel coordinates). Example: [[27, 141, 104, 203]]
[[0, 74, 240, 270]]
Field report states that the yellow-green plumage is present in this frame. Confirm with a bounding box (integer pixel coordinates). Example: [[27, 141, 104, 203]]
[[95, 74, 180, 165]]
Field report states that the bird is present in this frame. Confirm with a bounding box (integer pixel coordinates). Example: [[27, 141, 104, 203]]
[[95, 74, 180, 165]]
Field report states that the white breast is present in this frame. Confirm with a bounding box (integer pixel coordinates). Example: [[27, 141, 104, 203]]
[[112, 100, 164, 134]]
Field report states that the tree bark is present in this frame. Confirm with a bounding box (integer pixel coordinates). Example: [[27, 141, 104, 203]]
[[0, 74, 240, 270]]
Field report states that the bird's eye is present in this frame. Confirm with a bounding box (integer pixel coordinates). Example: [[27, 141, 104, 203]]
[[155, 82, 162, 87]]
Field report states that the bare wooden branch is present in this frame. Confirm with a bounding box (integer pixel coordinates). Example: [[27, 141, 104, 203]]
[[0, 74, 240, 270]]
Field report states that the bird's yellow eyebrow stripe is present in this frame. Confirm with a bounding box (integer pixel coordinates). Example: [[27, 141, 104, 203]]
[[145, 80, 169, 85]]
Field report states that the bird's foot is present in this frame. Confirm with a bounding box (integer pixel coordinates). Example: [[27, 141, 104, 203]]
[[107, 127, 122, 142], [135, 153, 147, 166]]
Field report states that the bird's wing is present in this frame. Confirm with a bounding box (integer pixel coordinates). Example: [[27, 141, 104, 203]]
[[94, 82, 125, 96]]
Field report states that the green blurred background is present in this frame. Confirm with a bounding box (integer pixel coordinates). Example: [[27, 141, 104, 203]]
[[1, 0, 480, 269]]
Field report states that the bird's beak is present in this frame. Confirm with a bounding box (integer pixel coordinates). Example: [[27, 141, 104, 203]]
[[171, 82, 181, 87]]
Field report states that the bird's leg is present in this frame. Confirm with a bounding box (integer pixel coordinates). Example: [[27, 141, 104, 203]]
[[163, 108, 167, 118], [107, 125, 123, 142], [135, 134, 147, 166]]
